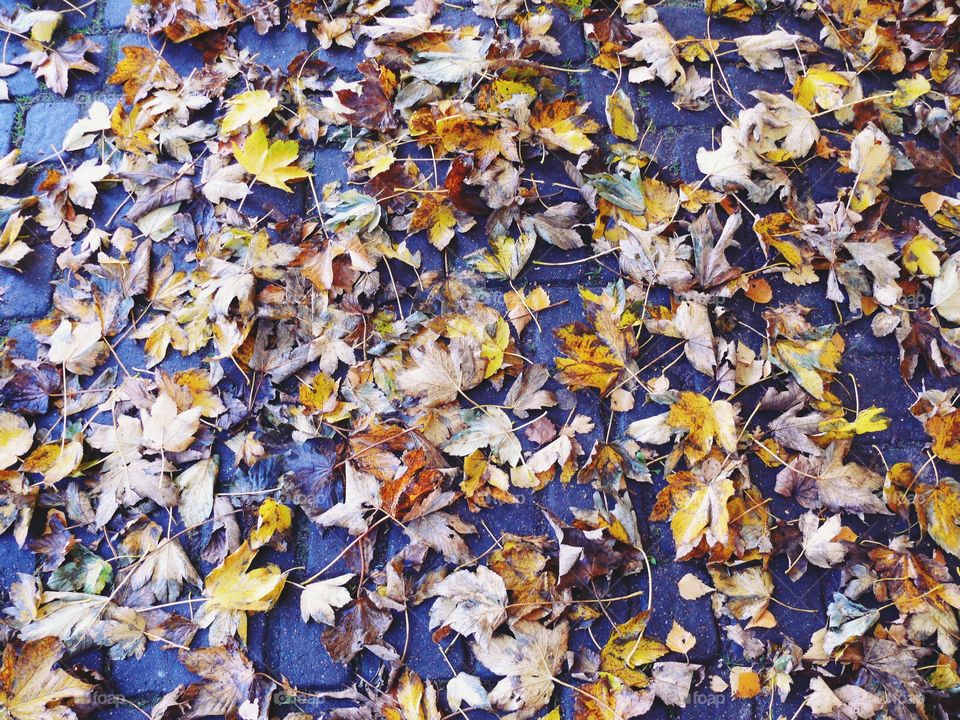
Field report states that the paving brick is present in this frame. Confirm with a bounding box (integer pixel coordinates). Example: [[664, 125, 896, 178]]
[[71, 35, 108, 96], [0, 102, 15, 155], [5, 61, 39, 98], [238, 24, 312, 70], [110, 641, 198, 697], [638, 82, 727, 129], [0, 533, 32, 589], [19, 100, 79, 162], [676, 129, 713, 183], [0, 240, 56, 319], [104, 0, 131, 29], [265, 591, 354, 688]]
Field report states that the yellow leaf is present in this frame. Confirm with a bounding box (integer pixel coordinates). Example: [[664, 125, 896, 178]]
[[928, 409, 960, 464], [250, 498, 292, 549], [530, 100, 600, 154], [554, 326, 625, 396], [409, 195, 458, 250], [233, 125, 310, 192], [678, 573, 714, 600], [505, 286, 550, 334], [600, 611, 668, 688], [729, 667, 761, 699], [892, 74, 931, 108], [818, 406, 890, 439], [666, 621, 696, 654], [465, 233, 535, 281], [793, 67, 851, 112], [708, 565, 774, 628], [605, 89, 638, 142], [705, 0, 756, 22], [221, 90, 279, 134], [902, 235, 941, 277], [769, 329, 844, 401], [21, 438, 83, 487], [198, 541, 286, 643], [650, 465, 734, 560], [107, 46, 179, 104], [916, 478, 960, 558], [0, 411, 34, 470], [30, 13, 61, 43], [665, 392, 738, 464], [0, 637, 93, 720]]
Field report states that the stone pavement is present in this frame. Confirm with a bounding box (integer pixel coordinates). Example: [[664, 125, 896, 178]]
[[0, 3, 948, 720]]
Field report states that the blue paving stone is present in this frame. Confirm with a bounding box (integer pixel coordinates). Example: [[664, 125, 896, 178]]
[[238, 24, 312, 70], [265, 591, 354, 688], [0, 102, 15, 155], [0, 532, 33, 588], [676, 129, 713, 183], [0, 240, 56, 319], [643, 561, 721, 663], [550, 11, 589, 65], [110, 641, 198, 697], [70, 35, 108, 96], [313, 146, 350, 186], [104, 0, 131, 29], [20, 101, 79, 162], [4, 321, 40, 358], [639, 82, 727, 128], [4, 55, 39, 98]]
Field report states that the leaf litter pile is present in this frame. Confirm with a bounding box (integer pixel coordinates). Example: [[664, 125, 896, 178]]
[[4, 1, 960, 720]]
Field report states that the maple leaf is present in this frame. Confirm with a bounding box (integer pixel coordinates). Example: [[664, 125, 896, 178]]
[[643, 391, 738, 466], [0, 637, 93, 720], [444, 408, 522, 467], [709, 565, 775, 628], [775, 441, 890, 515], [896, 308, 960, 380], [114, 519, 200, 605], [321, 593, 397, 664], [429, 566, 508, 645], [554, 324, 626, 395], [195, 541, 286, 645], [107, 45, 179, 104], [471, 621, 568, 720], [233, 125, 309, 191], [575, 673, 652, 720], [140, 392, 201, 454], [300, 573, 354, 626], [15, 35, 101, 96], [466, 233, 535, 281], [408, 194, 459, 250], [529, 100, 600, 154], [870, 537, 960, 653], [650, 460, 735, 560], [45, 320, 108, 376], [798, 512, 848, 569], [806, 677, 883, 720], [397, 343, 466, 406], [599, 611, 668, 688], [765, 307, 845, 400], [915, 478, 960, 558], [171, 641, 274, 720], [220, 90, 279, 134]]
